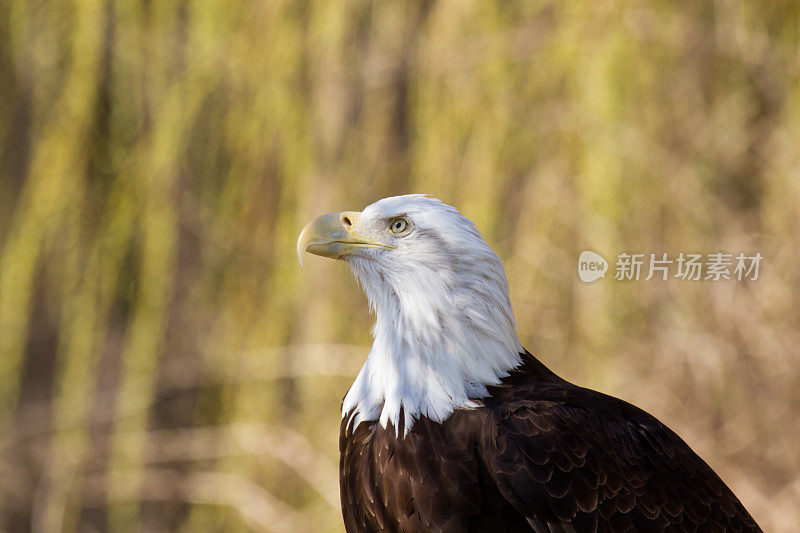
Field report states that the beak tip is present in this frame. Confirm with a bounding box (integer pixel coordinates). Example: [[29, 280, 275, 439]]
[[297, 223, 313, 267]]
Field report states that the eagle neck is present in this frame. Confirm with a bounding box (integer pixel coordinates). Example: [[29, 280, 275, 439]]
[[343, 260, 523, 436]]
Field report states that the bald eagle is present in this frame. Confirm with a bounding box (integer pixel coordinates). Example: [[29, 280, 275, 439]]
[[297, 195, 760, 532]]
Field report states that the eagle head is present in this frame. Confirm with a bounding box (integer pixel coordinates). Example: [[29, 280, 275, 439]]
[[298, 195, 522, 433]]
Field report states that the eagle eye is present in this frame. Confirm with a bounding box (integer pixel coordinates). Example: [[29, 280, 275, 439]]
[[389, 217, 409, 234]]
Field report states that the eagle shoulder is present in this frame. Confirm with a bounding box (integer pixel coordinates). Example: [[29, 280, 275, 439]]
[[481, 356, 761, 532]]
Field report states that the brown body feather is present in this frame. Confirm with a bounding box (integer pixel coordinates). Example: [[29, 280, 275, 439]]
[[340, 352, 760, 532]]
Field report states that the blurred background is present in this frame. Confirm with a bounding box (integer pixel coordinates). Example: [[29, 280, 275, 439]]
[[1, 1, 799, 531]]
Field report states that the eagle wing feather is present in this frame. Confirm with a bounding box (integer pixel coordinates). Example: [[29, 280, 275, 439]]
[[484, 394, 760, 532]]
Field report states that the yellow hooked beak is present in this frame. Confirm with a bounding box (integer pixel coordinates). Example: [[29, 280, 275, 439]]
[[296, 211, 393, 265]]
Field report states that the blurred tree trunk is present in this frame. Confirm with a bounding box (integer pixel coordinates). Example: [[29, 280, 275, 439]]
[[139, 189, 204, 532], [2, 270, 59, 532], [77, 311, 126, 532]]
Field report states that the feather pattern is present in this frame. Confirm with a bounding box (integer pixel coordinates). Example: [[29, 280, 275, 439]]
[[340, 353, 761, 532]]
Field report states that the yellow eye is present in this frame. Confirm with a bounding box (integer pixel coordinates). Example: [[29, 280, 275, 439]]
[[389, 217, 409, 234]]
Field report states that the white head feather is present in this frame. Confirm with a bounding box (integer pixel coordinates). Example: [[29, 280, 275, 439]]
[[340, 195, 523, 435]]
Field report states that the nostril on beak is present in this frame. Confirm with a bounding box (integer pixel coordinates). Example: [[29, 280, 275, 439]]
[[340, 214, 353, 228]]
